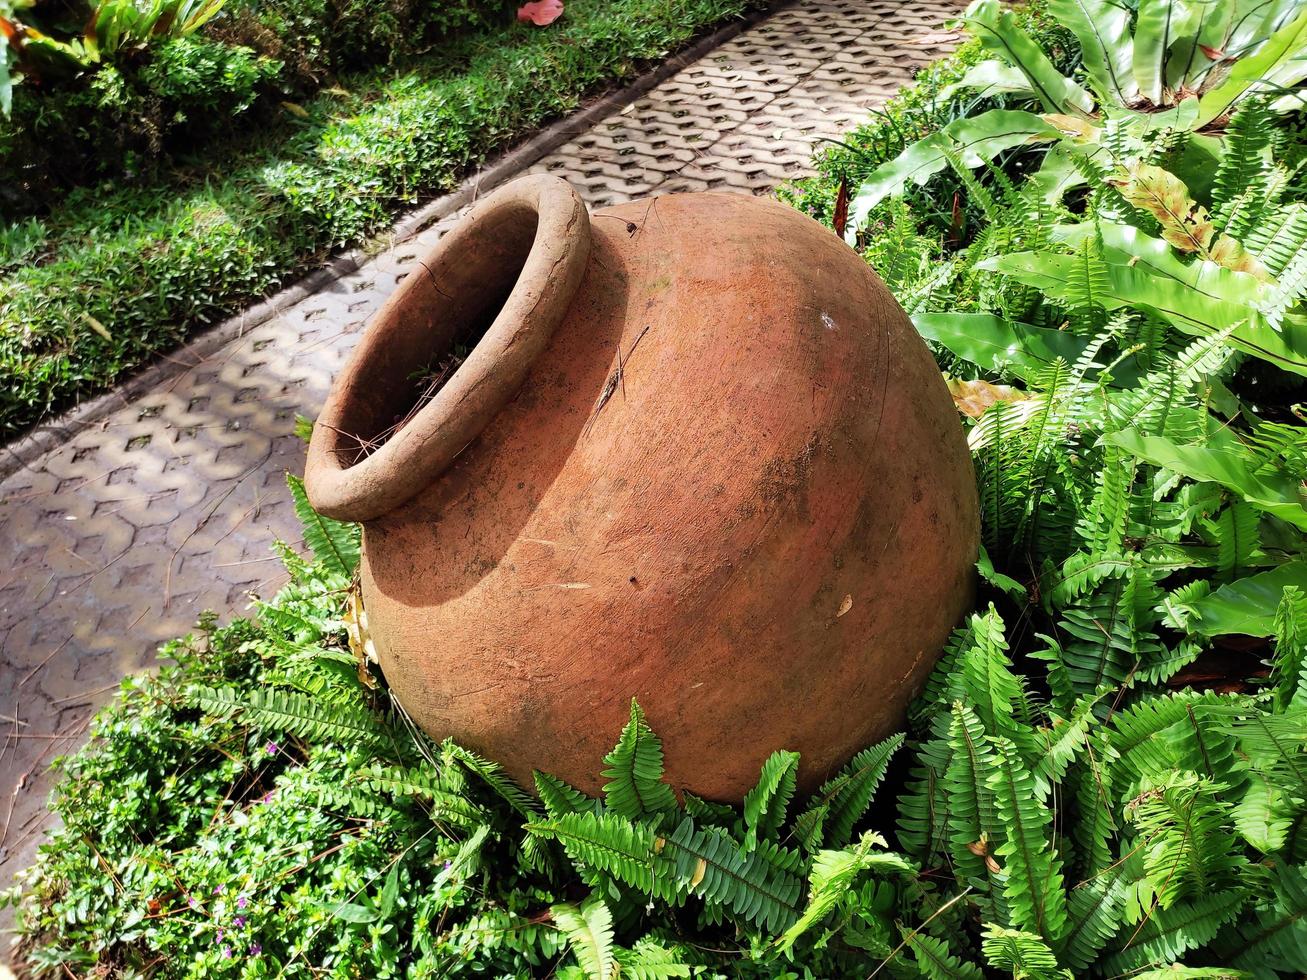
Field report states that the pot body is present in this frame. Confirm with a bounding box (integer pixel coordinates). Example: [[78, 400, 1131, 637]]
[[308, 177, 978, 800]]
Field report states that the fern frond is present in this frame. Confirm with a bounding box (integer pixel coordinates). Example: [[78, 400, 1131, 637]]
[[660, 816, 804, 933], [777, 833, 915, 951], [552, 893, 617, 980], [286, 473, 360, 578], [601, 701, 677, 820], [904, 930, 984, 980], [1221, 862, 1307, 975], [190, 685, 390, 750], [1058, 871, 1128, 973], [743, 750, 799, 851], [526, 810, 662, 895], [444, 741, 541, 819], [614, 939, 692, 979], [1271, 585, 1307, 710], [793, 732, 904, 850], [944, 702, 1003, 883], [980, 924, 1070, 979], [535, 771, 594, 819], [987, 737, 1069, 942], [1124, 772, 1243, 911], [353, 764, 487, 829], [1102, 889, 1247, 974]]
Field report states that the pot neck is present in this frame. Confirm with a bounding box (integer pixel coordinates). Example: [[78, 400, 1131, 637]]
[[304, 175, 592, 522]]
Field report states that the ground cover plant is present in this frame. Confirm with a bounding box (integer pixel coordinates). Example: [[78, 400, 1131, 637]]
[[7, 0, 1307, 975], [0, 0, 763, 444]]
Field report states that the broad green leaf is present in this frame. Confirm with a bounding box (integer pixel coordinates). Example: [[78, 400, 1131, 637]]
[[965, 0, 1094, 114], [1105, 430, 1307, 530], [981, 250, 1307, 376], [1196, 7, 1307, 127], [1046, 0, 1136, 104], [911, 313, 1089, 381], [1184, 562, 1307, 636], [848, 110, 1058, 232], [1133, 0, 1198, 104], [938, 58, 1037, 101]]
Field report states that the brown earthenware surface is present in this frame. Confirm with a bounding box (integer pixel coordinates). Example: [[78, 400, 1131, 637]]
[[0, 0, 965, 947], [309, 183, 978, 798]]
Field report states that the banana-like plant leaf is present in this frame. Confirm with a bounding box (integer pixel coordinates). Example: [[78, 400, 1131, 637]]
[[965, 0, 1094, 114], [1133, 0, 1198, 104], [1183, 561, 1307, 636], [1196, 6, 1307, 127], [847, 109, 1059, 234], [980, 250, 1307, 376], [938, 58, 1037, 101], [1046, 0, 1137, 105], [1105, 429, 1307, 531], [912, 312, 1090, 382]]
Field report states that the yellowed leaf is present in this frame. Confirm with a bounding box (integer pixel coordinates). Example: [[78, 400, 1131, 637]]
[[280, 101, 310, 118], [947, 377, 1031, 420], [1042, 113, 1097, 139], [690, 857, 707, 889], [1209, 234, 1270, 280], [837, 594, 853, 618], [82, 313, 111, 341]]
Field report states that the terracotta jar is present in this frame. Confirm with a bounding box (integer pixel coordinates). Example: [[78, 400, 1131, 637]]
[[305, 175, 978, 801]]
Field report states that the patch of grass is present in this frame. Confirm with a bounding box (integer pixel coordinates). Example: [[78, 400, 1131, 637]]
[[0, 0, 762, 442]]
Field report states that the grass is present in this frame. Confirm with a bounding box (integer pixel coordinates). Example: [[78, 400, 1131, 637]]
[[0, 0, 763, 443]]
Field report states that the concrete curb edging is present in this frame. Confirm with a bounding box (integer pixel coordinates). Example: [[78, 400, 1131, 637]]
[[0, 3, 782, 483]]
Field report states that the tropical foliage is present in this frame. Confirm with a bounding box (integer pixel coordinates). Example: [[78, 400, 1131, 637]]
[[8, 0, 1307, 975]]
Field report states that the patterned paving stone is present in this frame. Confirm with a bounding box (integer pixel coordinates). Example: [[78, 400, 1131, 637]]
[[0, 0, 964, 942]]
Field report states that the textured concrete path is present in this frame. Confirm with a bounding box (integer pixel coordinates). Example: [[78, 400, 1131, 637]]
[[0, 0, 963, 914]]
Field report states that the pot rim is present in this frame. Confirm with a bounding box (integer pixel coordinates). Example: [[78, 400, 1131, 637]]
[[304, 175, 592, 522]]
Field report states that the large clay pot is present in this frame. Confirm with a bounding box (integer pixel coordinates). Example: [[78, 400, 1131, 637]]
[[305, 174, 978, 800]]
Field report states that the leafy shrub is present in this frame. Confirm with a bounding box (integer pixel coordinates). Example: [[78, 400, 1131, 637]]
[[0, 0, 762, 440], [139, 35, 281, 121]]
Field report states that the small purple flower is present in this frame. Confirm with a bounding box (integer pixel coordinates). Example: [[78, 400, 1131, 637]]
[[188, 896, 198, 909], [217, 928, 225, 942], [261, 790, 275, 804], [233, 916, 246, 929], [222, 944, 233, 959], [443, 860, 452, 870], [265, 741, 279, 756], [213, 884, 225, 894], [237, 896, 247, 910], [249, 943, 262, 956]]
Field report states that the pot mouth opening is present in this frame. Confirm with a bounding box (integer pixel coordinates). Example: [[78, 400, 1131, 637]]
[[304, 175, 591, 523], [331, 218, 538, 468]]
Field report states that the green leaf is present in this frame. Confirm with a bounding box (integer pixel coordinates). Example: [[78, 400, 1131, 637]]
[[1196, 6, 1307, 127], [1133, 0, 1195, 103], [981, 924, 1070, 978], [905, 931, 985, 980], [1184, 562, 1307, 637], [987, 737, 1069, 941], [287, 473, 360, 578], [1045, 0, 1136, 104], [1105, 431, 1307, 531], [743, 750, 799, 850], [793, 732, 904, 849], [849, 109, 1059, 229], [601, 700, 677, 820], [912, 313, 1090, 383], [552, 893, 616, 980], [964, 0, 1094, 114]]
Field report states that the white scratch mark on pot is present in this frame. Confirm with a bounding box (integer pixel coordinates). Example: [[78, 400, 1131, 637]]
[[837, 594, 853, 618], [821, 311, 837, 331], [555, 582, 591, 590]]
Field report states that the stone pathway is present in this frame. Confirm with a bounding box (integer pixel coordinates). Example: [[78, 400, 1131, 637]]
[[0, 0, 962, 936]]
